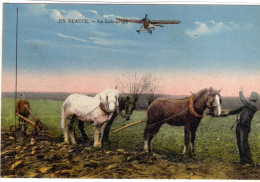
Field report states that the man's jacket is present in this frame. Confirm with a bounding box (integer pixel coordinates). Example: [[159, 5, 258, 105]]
[[228, 91, 257, 130], [16, 99, 30, 116]]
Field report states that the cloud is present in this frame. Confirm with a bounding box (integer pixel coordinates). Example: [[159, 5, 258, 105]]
[[185, 21, 241, 37], [25, 4, 49, 17], [94, 31, 110, 37], [57, 33, 89, 43], [103, 14, 115, 18], [89, 37, 115, 46], [86, 10, 98, 14], [210, 20, 216, 24], [26, 5, 89, 21], [57, 33, 115, 46], [57, 32, 140, 48], [51, 9, 64, 20], [51, 10, 85, 21]]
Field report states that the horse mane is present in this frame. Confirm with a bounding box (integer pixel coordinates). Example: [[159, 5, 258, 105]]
[[194, 88, 209, 98], [95, 89, 119, 104], [176, 97, 190, 101], [193, 88, 210, 104], [174, 88, 210, 101], [95, 88, 115, 96]]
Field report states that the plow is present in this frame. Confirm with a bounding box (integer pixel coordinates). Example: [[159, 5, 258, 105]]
[[11, 104, 48, 135]]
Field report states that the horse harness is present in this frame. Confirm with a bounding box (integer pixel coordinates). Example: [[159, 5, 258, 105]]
[[99, 102, 113, 115], [77, 100, 114, 121], [188, 95, 203, 118]]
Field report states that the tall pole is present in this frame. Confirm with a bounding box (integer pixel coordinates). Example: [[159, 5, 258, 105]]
[[15, 7, 18, 131], [13, 7, 19, 178]]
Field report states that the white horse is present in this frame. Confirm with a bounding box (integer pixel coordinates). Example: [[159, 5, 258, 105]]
[[61, 88, 119, 147]]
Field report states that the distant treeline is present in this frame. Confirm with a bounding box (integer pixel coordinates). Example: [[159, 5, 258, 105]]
[[2, 92, 260, 110]]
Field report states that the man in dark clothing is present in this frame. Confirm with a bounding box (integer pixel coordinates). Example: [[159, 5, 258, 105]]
[[222, 91, 259, 164], [15, 93, 30, 134]]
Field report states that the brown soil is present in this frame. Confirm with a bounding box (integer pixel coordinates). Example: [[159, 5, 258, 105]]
[[1, 129, 260, 179]]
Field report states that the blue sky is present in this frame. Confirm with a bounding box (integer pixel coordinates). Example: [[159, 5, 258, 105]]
[[2, 3, 260, 95]]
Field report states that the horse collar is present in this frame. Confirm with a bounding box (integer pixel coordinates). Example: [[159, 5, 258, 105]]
[[188, 96, 202, 118], [99, 102, 111, 115]]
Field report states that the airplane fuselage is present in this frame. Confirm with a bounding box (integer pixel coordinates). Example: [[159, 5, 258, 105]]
[[143, 20, 150, 29]]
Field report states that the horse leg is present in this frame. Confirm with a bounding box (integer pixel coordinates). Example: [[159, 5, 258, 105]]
[[190, 124, 199, 153], [70, 129, 77, 145], [78, 120, 88, 143], [93, 124, 102, 148], [144, 124, 162, 154], [64, 124, 70, 144], [69, 115, 78, 145], [183, 125, 191, 154], [102, 111, 117, 144], [99, 122, 108, 147]]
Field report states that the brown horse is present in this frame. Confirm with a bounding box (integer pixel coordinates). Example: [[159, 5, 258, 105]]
[[144, 87, 222, 154]]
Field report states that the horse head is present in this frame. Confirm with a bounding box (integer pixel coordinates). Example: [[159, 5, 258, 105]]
[[124, 96, 138, 120], [98, 88, 119, 113], [119, 95, 138, 120], [206, 87, 222, 117], [193, 87, 222, 117]]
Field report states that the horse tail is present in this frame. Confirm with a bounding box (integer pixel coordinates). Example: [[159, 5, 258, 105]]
[[61, 102, 71, 143], [61, 104, 66, 135]]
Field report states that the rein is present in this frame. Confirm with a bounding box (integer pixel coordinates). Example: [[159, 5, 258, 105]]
[[113, 93, 217, 132], [200, 115, 214, 134], [146, 108, 188, 128], [146, 96, 203, 129]]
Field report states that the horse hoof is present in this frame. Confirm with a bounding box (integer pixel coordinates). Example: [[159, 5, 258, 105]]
[[84, 141, 92, 147], [93, 144, 102, 148], [145, 151, 153, 157], [60, 142, 69, 146]]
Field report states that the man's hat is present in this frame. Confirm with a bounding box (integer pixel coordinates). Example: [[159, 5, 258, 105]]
[[251, 92, 259, 101]]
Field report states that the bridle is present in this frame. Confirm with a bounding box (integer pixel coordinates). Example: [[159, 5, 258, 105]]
[[191, 92, 221, 117], [206, 94, 222, 115], [99, 102, 112, 114], [99, 95, 118, 115], [207, 94, 221, 108]]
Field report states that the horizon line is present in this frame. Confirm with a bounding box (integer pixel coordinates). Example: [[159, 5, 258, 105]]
[[1, 91, 239, 98]]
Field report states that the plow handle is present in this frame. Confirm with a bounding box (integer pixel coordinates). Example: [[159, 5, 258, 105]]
[[24, 104, 48, 130], [24, 104, 38, 122], [16, 113, 40, 130]]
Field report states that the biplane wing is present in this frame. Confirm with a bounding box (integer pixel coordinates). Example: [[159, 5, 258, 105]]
[[116, 18, 142, 24], [150, 20, 181, 24]]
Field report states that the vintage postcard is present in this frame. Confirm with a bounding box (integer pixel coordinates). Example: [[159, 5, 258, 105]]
[[1, 1, 260, 179]]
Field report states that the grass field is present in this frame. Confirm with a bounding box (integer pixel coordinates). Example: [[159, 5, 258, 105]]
[[2, 98, 260, 163]]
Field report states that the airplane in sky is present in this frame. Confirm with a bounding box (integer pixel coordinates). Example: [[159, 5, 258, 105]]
[[116, 14, 181, 34]]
